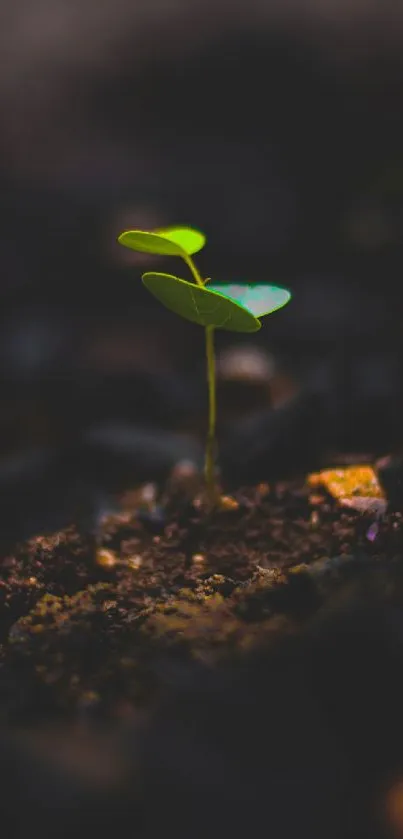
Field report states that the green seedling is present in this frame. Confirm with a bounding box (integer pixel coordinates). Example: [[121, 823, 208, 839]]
[[117, 225, 291, 506]]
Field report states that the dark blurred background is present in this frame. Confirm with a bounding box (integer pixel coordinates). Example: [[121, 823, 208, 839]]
[[2, 0, 403, 536]]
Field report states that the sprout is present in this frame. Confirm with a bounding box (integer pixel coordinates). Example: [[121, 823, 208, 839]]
[[117, 225, 291, 506]]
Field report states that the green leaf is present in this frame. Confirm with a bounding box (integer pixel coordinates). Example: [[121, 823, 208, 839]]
[[207, 283, 291, 317], [117, 230, 184, 256], [142, 273, 261, 333], [153, 225, 206, 255], [117, 225, 206, 257]]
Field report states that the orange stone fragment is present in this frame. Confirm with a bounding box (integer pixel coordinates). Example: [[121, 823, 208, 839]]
[[307, 466, 385, 501]]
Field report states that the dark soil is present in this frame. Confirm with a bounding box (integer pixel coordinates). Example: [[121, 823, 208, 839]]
[[2, 473, 403, 839], [0, 476, 401, 724]]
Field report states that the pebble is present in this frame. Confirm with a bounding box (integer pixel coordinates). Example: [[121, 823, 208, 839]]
[[219, 495, 239, 512], [310, 511, 320, 528], [308, 465, 384, 502], [340, 496, 387, 515], [96, 549, 117, 569], [366, 522, 379, 542], [127, 555, 142, 570]]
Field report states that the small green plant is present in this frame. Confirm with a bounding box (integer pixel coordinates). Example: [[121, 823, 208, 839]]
[[117, 225, 291, 506]]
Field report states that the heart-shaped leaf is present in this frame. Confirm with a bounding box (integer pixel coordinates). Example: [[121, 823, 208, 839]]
[[207, 283, 291, 317], [153, 225, 206, 255], [142, 273, 261, 332], [117, 230, 184, 256], [117, 226, 206, 257]]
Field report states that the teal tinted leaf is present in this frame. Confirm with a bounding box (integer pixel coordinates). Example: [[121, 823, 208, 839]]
[[152, 225, 206, 255], [207, 283, 291, 317], [117, 230, 184, 256], [142, 273, 261, 333]]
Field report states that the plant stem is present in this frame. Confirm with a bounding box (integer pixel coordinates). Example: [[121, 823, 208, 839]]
[[205, 325, 217, 504], [184, 254, 205, 287], [183, 253, 218, 504]]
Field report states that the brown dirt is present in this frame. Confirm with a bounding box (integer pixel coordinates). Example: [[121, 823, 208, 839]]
[[1, 476, 402, 727]]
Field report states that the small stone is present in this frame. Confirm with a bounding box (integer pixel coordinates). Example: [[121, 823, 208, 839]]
[[340, 496, 387, 515], [127, 554, 142, 570], [256, 565, 281, 580], [219, 495, 239, 511], [102, 599, 117, 611], [192, 553, 205, 564], [96, 548, 117, 569], [308, 465, 384, 501], [310, 511, 320, 528], [366, 522, 379, 542], [287, 563, 309, 576]]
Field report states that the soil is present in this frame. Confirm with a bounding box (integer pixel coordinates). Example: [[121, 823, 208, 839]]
[[3, 469, 403, 837], [1, 473, 402, 726]]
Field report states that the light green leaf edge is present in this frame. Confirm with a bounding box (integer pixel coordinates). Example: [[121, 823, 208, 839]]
[[117, 225, 206, 257], [118, 230, 183, 256], [142, 272, 261, 333], [152, 225, 206, 255]]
